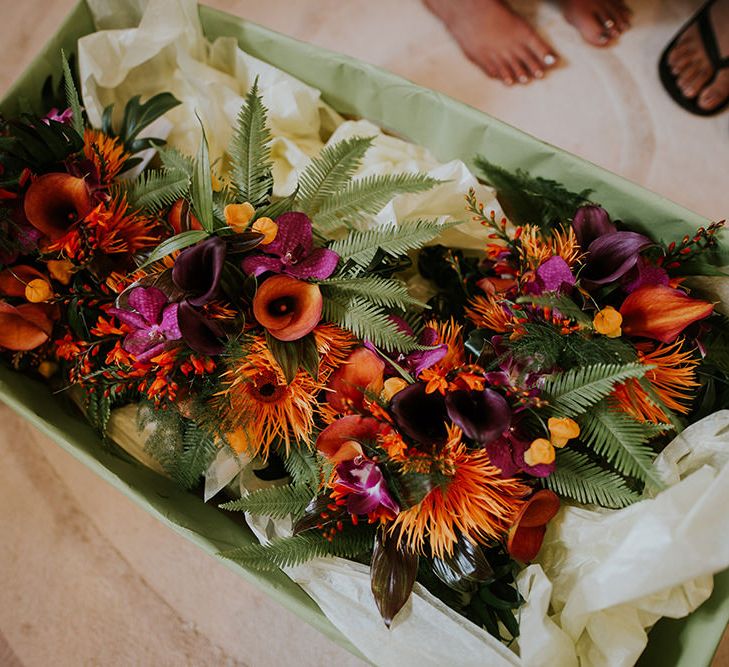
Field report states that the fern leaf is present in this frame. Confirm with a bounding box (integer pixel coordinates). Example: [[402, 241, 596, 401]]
[[320, 276, 426, 309], [297, 136, 374, 216], [157, 146, 193, 176], [544, 449, 640, 508], [61, 51, 84, 136], [229, 79, 273, 207], [323, 294, 418, 351], [221, 529, 374, 571], [544, 363, 649, 416], [284, 446, 321, 488], [220, 484, 314, 519], [517, 293, 591, 325], [329, 219, 459, 267], [314, 173, 439, 231], [578, 403, 666, 489], [124, 168, 189, 211], [170, 422, 218, 489]]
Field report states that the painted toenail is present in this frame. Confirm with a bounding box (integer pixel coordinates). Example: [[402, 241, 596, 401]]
[[544, 54, 556, 66]]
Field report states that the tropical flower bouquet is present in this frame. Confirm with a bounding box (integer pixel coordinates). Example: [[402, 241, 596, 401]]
[[2, 2, 729, 666]]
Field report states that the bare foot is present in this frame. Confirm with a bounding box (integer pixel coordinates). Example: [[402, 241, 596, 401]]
[[560, 0, 632, 47], [666, 0, 729, 112], [423, 0, 558, 85]]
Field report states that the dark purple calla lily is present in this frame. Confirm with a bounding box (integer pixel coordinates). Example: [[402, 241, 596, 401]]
[[445, 388, 511, 445], [572, 205, 616, 250], [177, 301, 226, 356], [241, 212, 339, 280], [486, 433, 555, 478], [335, 456, 400, 516], [390, 381, 449, 448], [172, 236, 226, 306], [110, 286, 181, 362], [534, 256, 575, 294], [581, 231, 653, 288]]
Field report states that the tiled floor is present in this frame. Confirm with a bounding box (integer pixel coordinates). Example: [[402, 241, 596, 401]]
[[1, 0, 727, 665]]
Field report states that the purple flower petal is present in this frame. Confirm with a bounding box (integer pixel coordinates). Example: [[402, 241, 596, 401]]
[[285, 247, 340, 280], [572, 205, 616, 250], [177, 301, 225, 356], [408, 344, 448, 377], [582, 231, 653, 288], [336, 457, 399, 516], [241, 254, 284, 277], [445, 388, 511, 445], [624, 259, 670, 293], [133, 341, 168, 363], [127, 286, 167, 325], [265, 212, 314, 258], [485, 437, 521, 478], [108, 306, 148, 331], [159, 303, 181, 340], [172, 236, 226, 307], [535, 256, 575, 294], [390, 382, 449, 447]]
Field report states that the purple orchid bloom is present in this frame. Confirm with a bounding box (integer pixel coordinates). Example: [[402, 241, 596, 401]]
[[445, 388, 511, 446], [43, 107, 74, 125], [486, 431, 555, 479], [172, 236, 226, 307], [532, 256, 576, 294], [336, 456, 400, 516], [624, 257, 670, 293], [110, 287, 181, 362], [241, 212, 339, 280]]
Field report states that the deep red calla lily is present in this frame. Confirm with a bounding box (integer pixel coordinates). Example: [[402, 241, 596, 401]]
[[620, 285, 714, 343], [327, 347, 385, 413], [507, 489, 560, 562], [23, 173, 93, 240]]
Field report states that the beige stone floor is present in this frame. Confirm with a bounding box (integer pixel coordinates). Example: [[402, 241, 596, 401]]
[[1, 0, 728, 666]]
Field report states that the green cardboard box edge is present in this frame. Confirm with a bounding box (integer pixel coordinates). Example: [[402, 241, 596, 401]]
[[1, 2, 726, 665]]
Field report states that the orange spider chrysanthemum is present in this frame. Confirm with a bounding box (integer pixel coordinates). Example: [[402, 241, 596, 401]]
[[518, 224, 583, 271], [426, 318, 465, 372], [83, 128, 129, 184], [611, 339, 700, 423], [216, 336, 321, 459], [390, 425, 530, 559], [314, 323, 357, 378], [465, 294, 515, 333]]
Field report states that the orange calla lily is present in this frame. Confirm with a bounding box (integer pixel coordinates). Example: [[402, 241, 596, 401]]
[[0, 265, 47, 297], [326, 347, 385, 413], [620, 285, 714, 344], [0, 300, 54, 350], [167, 198, 202, 234], [23, 173, 93, 240], [316, 415, 391, 462], [252, 275, 322, 341], [507, 489, 560, 562]]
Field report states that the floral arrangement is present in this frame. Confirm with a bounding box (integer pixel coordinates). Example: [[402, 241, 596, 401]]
[[2, 53, 729, 652]]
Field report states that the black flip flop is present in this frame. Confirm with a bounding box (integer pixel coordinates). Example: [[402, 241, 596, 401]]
[[658, 0, 729, 116]]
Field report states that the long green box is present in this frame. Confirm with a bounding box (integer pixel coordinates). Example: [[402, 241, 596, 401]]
[[1, 2, 726, 664]]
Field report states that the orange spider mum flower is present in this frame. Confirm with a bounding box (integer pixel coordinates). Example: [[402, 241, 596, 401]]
[[518, 225, 583, 270], [314, 323, 357, 379], [83, 129, 129, 184], [465, 294, 515, 333], [612, 340, 700, 422], [216, 336, 321, 459], [426, 318, 465, 373], [390, 425, 530, 559]]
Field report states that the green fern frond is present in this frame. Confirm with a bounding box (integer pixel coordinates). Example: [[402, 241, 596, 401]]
[[544, 449, 640, 508], [314, 173, 439, 231], [124, 168, 189, 211], [221, 529, 374, 571], [518, 294, 591, 325], [61, 51, 84, 135], [220, 484, 314, 519], [157, 146, 194, 176], [229, 79, 273, 207], [284, 446, 322, 488], [320, 276, 426, 310], [544, 363, 649, 416], [323, 294, 418, 351], [329, 219, 458, 267], [171, 422, 218, 489], [297, 136, 374, 216], [578, 402, 666, 488]]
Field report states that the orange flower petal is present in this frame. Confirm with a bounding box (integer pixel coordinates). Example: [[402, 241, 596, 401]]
[[0, 301, 54, 350], [0, 265, 47, 297], [326, 347, 385, 413], [167, 198, 202, 234], [23, 173, 92, 240], [224, 202, 255, 233], [252, 275, 322, 341], [251, 216, 278, 244], [316, 415, 388, 461], [548, 416, 580, 448], [24, 278, 53, 303], [507, 489, 560, 561], [593, 306, 622, 338]]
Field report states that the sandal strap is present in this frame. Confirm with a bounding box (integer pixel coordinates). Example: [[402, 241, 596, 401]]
[[698, 1, 729, 69]]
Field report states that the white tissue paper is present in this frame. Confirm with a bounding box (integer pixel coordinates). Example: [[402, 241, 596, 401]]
[[79, 1, 729, 665]]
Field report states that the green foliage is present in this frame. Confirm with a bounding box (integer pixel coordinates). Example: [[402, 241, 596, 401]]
[[297, 136, 374, 216], [84, 390, 112, 436], [221, 528, 375, 571], [265, 332, 319, 383], [157, 146, 194, 176], [329, 219, 458, 268], [314, 173, 439, 231], [191, 123, 214, 231], [544, 362, 648, 416], [544, 449, 640, 508], [475, 157, 591, 228], [517, 293, 591, 325], [61, 50, 84, 135], [123, 168, 189, 211], [322, 293, 418, 351], [320, 276, 426, 310], [220, 484, 314, 519], [284, 447, 323, 488], [111, 92, 181, 154], [229, 79, 273, 207], [578, 402, 666, 489], [137, 230, 209, 269]]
